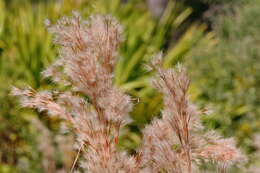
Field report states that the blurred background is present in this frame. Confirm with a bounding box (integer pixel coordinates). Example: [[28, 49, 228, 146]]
[[0, 0, 260, 172]]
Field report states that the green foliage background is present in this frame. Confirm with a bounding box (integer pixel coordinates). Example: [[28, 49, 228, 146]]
[[184, 0, 260, 151], [0, 0, 259, 172]]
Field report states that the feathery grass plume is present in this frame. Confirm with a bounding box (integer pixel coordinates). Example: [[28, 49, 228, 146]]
[[12, 12, 139, 173], [139, 53, 246, 173], [12, 12, 246, 173], [30, 117, 56, 173]]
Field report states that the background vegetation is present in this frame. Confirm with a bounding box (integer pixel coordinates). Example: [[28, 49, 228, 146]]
[[185, 0, 260, 152], [0, 0, 259, 172]]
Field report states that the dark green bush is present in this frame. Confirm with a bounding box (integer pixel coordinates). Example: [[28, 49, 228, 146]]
[[185, 0, 260, 152]]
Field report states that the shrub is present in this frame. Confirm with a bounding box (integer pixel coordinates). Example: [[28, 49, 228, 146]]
[[184, 0, 260, 152]]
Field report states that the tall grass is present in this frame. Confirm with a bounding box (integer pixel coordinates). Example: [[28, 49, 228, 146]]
[[0, 0, 211, 171], [12, 12, 246, 173]]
